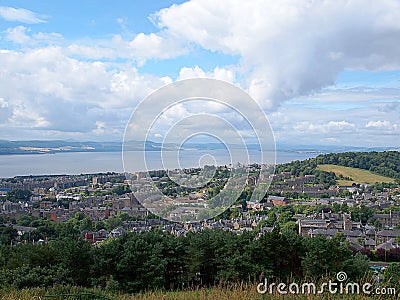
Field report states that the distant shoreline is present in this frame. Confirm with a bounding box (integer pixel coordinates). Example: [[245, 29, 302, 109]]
[[1, 139, 398, 156]]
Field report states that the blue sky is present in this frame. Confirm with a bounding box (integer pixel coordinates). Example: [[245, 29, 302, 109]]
[[1, 1, 185, 36], [0, 0, 400, 147]]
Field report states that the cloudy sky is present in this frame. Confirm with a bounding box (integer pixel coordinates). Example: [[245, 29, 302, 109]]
[[1, 0, 400, 147]]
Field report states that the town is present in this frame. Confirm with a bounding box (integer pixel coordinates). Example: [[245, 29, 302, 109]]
[[1, 165, 399, 257]]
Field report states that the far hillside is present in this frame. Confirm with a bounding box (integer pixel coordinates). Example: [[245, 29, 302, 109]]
[[276, 150, 400, 187], [317, 164, 395, 186], [315, 151, 400, 180]]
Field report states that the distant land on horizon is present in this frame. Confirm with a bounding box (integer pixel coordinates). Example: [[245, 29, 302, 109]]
[[0, 139, 399, 155]]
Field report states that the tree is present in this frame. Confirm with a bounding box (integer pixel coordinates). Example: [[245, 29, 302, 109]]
[[350, 205, 373, 224], [116, 231, 168, 292], [79, 217, 93, 231], [0, 226, 18, 245], [184, 230, 218, 286], [384, 263, 400, 290], [302, 235, 353, 279], [16, 215, 38, 227], [51, 237, 94, 286], [112, 185, 131, 195], [105, 216, 124, 230], [396, 235, 400, 244], [6, 189, 32, 202], [266, 211, 277, 227], [277, 211, 294, 225], [343, 252, 369, 279], [373, 219, 382, 229], [281, 221, 298, 232]]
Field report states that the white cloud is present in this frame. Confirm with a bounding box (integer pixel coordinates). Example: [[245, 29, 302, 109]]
[[366, 120, 391, 128], [0, 97, 8, 108], [178, 65, 235, 82], [92, 121, 106, 135], [5, 26, 31, 44], [0, 47, 168, 137], [127, 32, 187, 64], [154, 0, 400, 108], [41, 32, 186, 63], [365, 120, 398, 130], [4, 26, 63, 46], [267, 96, 400, 146], [294, 121, 356, 134], [32, 32, 63, 44], [0, 6, 46, 24], [157, 103, 190, 127], [2, 25, 185, 63]]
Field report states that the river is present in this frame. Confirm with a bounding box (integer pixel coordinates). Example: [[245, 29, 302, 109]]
[[0, 150, 320, 178]]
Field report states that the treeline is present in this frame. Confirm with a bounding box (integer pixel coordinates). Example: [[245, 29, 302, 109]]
[[0, 212, 145, 244], [0, 229, 371, 293], [315, 151, 400, 180]]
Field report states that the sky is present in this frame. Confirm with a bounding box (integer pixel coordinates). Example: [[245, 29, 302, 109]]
[[0, 0, 400, 147]]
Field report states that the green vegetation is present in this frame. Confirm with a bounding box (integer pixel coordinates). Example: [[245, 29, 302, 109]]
[[317, 164, 395, 186], [0, 228, 371, 294], [274, 159, 336, 188], [315, 151, 400, 180], [4, 189, 32, 202], [112, 185, 131, 195], [1, 281, 397, 300], [384, 263, 400, 290], [275, 151, 400, 188]]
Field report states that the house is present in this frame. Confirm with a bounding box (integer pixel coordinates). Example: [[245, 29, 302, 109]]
[[308, 228, 338, 238], [369, 211, 400, 228], [268, 196, 289, 206], [109, 227, 126, 238], [376, 238, 397, 250], [298, 219, 334, 236], [298, 212, 363, 237], [365, 228, 376, 240], [84, 229, 109, 244], [349, 241, 364, 251], [246, 201, 265, 211], [39, 201, 53, 209], [364, 238, 376, 250], [12, 225, 37, 236], [376, 229, 400, 244]]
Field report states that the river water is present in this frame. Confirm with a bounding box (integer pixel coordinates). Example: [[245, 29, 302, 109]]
[[0, 150, 320, 178]]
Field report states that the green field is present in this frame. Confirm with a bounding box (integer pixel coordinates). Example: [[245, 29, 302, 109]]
[[317, 164, 396, 186]]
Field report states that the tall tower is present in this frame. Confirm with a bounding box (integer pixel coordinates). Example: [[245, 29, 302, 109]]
[[343, 213, 352, 231]]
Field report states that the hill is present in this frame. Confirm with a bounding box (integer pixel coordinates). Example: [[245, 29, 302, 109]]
[[276, 150, 400, 187], [317, 164, 395, 186], [315, 151, 400, 180]]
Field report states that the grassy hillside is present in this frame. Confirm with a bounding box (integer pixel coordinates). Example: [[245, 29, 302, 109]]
[[317, 164, 395, 186], [315, 151, 400, 180]]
